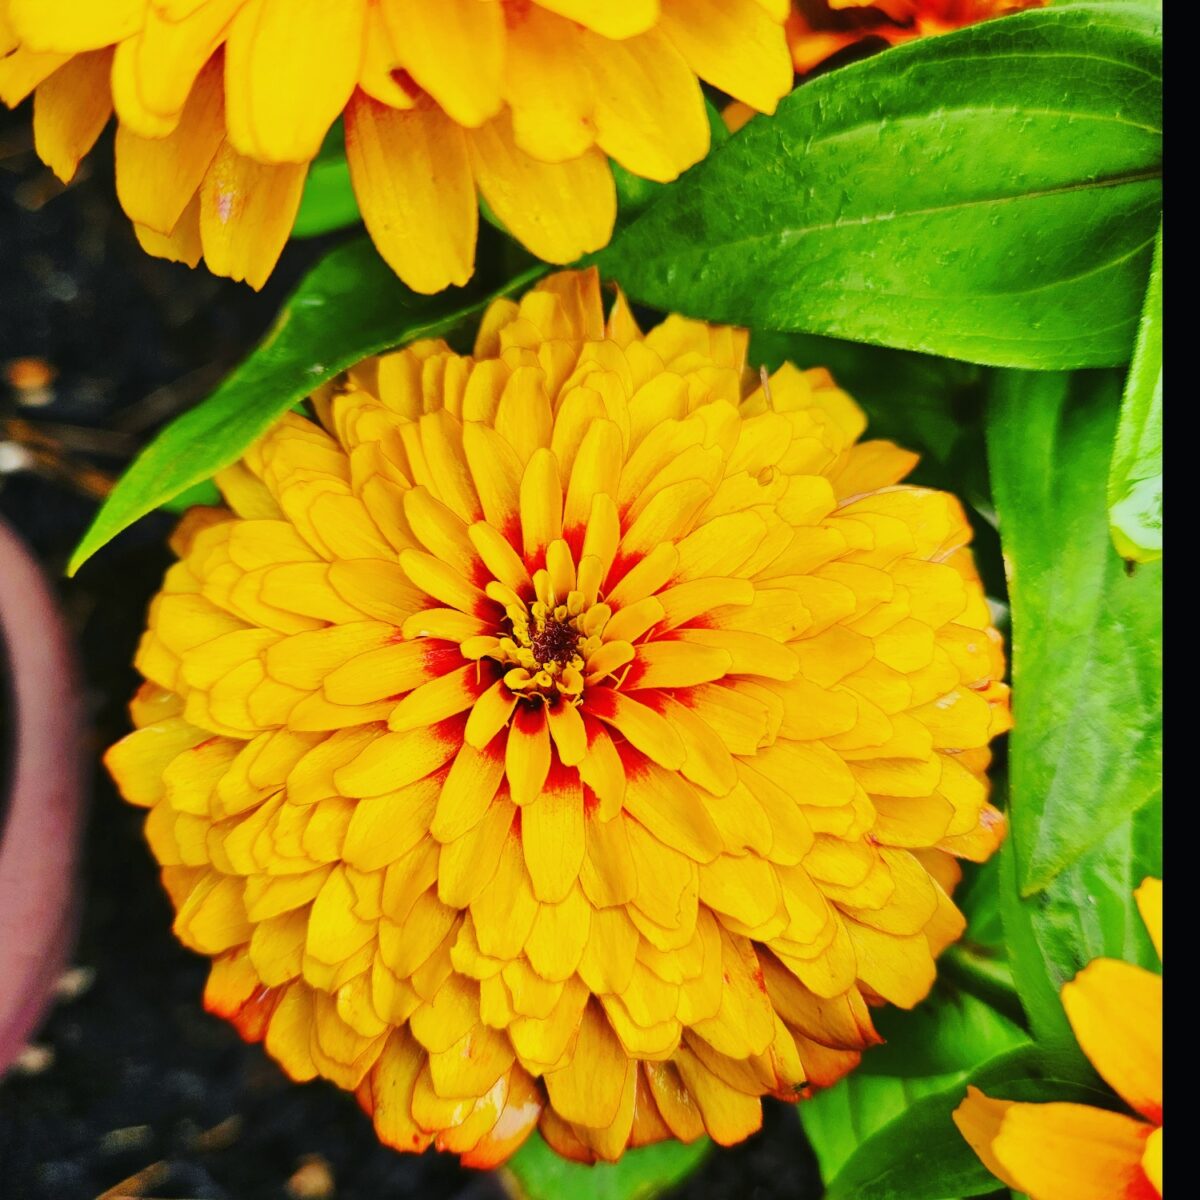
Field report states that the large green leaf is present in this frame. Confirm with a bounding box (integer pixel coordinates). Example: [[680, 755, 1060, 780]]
[[820, 1046, 1111, 1200], [1108, 220, 1163, 562], [999, 797, 1161, 1048], [597, 3, 1162, 369], [988, 369, 1161, 1044], [69, 242, 545, 573], [987, 370, 1161, 896], [502, 1133, 709, 1200], [801, 1073, 961, 1185]]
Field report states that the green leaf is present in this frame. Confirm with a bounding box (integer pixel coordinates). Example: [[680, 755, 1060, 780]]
[[158, 477, 220, 513], [860, 987, 1026, 1080], [292, 151, 360, 239], [502, 1133, 709, 1200], [597, 3, 1162, 368], [820, 1046, 1111, 1200], [69, 242, 545, 573], [987, 369, 1161, 897], [999, 798, 1162, 1048], [801, 1073, 961, 1184], [1108, 219, 1163, 562]]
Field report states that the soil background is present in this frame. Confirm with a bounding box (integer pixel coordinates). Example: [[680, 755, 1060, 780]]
[[0, 105, 823, 1200]]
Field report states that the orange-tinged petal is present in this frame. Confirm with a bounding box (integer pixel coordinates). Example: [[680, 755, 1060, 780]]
[[673, 1045, 763, 1145], [344, 93, 477, 295], [1062, 959, 1163, 1124], [506, 704, 551, 807], [587, 689, 686, 772], [953, 1088, 1156, 1200], [198, 139, 306, 290], [370, 1031, 435, 1154], [546, 701, 587, 767], [1142, 1126, 1162, 1196]]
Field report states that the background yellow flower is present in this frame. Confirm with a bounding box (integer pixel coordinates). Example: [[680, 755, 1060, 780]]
[[955, 879, 1163, 1200], [0, 0, 792, 292], [105, 268, 1011, 1164]]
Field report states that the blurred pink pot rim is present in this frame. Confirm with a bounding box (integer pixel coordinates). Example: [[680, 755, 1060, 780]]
[[0, 516, 85, 1075]]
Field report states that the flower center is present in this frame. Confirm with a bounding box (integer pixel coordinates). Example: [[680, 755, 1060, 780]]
[[499, 599, 591, 700]]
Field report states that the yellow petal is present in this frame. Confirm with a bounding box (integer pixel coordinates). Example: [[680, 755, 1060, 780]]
[[431, 740, 506, 843], [335, 719, 462, 798], [116, 55, 224, 235], [622, 759, 723, 863], [521, 765, 585, 903], [544, 1001, 633, 1128], [505, 705, 551, 807], [953, 1088, 1155, 1200], [1062, 959, 1162, 1124], [468, 109, 616, 265], [1135, 877, 1162, 961], [659, 0, 791, 115], [1142, 1126, 1162, 1196], [587, 689, 686, 772], [344, 93, 477, 295], [199, 139, 306, 290], [32, 48, 112, 183], [546, 700, 588, 767], [8, 0, 141, 53], [501, 7, 596, 163], [583, 26, 709, 183], [369, 1031, 434, 1154], [225, 0, 365, 163], [381, 0, 503, 128], [129, 0, 240, 121], [673, 1045, 763, 1146], [535, 0, 659, 39], [0, 45, 69, 107]]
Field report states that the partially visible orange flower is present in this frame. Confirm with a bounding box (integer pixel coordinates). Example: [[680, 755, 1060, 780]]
[[0, 0, 792, 293], [787, 0, 1045, 73], [955, 878, 1163, 1200]]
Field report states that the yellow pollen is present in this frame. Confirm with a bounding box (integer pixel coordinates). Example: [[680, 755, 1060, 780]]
[[494, 593, 605, 701]]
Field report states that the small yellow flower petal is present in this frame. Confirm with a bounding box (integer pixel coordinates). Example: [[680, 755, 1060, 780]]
[[1062, 958, 1163, 1124], [954, 1088, 1156, 1200]]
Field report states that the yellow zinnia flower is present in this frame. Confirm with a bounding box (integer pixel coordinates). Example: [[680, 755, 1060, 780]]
[[105, 269, 1011, 1164], [0, 0, 792, 293], [955, 878, 1163, 1200], [787, 0, 1044, 73]]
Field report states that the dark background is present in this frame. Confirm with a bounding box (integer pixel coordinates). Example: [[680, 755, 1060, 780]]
[[0, 105, 822, 1200]]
